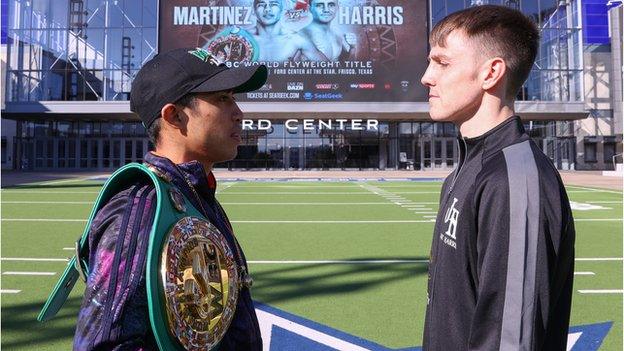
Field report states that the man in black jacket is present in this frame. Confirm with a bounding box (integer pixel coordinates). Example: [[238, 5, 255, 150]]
[[420, 5, 575, 350]]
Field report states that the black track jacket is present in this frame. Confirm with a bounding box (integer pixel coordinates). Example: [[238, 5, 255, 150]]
[[423, 116, 575, 351]]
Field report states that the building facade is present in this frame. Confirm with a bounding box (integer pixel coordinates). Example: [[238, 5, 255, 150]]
[[1, 0, 622, 171]]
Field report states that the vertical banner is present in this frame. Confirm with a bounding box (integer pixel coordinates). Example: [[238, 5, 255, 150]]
[[159, 0, 428, 102]]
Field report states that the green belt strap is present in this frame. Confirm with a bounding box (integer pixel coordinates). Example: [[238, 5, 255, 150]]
[[37, 162, 205, 351]]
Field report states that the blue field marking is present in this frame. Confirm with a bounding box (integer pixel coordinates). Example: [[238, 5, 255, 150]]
[[255, 302, 420, 351], [569, 322, 612, 351], [256, 302, 612, 351]]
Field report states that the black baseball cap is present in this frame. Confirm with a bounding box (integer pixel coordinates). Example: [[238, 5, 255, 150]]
[[130, 47, 268, 128]]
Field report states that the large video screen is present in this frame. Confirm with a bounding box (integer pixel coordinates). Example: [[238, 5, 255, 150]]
[[158, 0, 428, 102]]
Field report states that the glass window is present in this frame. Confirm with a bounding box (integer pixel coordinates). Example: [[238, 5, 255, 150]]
[[521, 0, 540, 24], [111, 122, 124, 135], [604, 143, 616, 164], [378, 122, 389, 136], [57, 121, 74, 137], [85, 1, 106, 29], [584, 142, 597, 162], [443, 123, 457, 136], [421, 123, 432, 135], [6, 0, 158, 102], [1, 138, 7, 164], [433, 123, 444, 137], [399, 122, 412, 135]]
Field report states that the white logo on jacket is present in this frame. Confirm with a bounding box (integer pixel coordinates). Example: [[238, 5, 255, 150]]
[[440, 197, 459, 249]]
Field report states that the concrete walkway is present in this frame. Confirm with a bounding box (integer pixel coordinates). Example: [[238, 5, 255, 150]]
[[1, 171, 108, 187], [2, 169, 621, 190], [559, 171, 623, 191]]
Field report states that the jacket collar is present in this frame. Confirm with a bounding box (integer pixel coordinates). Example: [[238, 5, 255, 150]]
[[459, 116, 528, 159], [143, 152, 217, 199]]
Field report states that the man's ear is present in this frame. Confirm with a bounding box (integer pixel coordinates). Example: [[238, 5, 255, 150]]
[[160, 103, 186, 131], [481, 57, 507, 93]]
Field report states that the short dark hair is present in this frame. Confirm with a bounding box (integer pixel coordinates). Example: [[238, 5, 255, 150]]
[[430, 5, 539, 99], [146, 93, 197, 146]]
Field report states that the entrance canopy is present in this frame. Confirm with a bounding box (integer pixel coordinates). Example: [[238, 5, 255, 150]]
[[2, 101, 589, 121]]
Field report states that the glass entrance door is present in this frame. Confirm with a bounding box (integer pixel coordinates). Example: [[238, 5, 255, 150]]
[[416, 136, 457, 170], [80, 139, 100, 169], [543, 137, 576, 170], [124, 139, 148, 165], [55, 138, 77, 168]]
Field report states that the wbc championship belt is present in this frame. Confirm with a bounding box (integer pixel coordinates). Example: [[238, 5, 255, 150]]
[[37, 163, 243, 351], [156, 213, 240, 350]]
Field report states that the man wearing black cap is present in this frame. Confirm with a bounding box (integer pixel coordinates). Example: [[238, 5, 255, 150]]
[[72, 47, 267, 350]]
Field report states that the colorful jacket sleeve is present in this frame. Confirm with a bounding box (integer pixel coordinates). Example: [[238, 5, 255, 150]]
[[73, 181, 157, 351]]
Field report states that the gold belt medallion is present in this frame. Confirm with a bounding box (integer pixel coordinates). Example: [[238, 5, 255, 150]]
[[161, 216, 239, 350]]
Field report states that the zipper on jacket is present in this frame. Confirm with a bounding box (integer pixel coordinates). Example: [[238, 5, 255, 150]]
[[448, 137, 468, 194], [427, 137, 467, 342]]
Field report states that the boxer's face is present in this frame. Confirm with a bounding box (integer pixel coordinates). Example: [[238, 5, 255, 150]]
[[310, 0, 337, 24], [255, 0, 283, 26]]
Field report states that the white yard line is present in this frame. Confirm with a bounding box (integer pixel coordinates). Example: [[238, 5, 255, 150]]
[[385, 191, 440, 194], [1, 290, 21, 294], [575, 257, 623, 261], [0, 190, 99, 194], [1, 218, 437, 223], [231, 220, 436, 223], [227, 185, 362, 188], [577, 290, 624, 294], [2, 201, 92, 204], [2, 271, 56, 276], [248, 260, 429, 264], [573, 272, 595, 275], [0, 201, 440, 205], [222, 202, 393, 205], [1, 257, 69, 262], [568, 190, 623, 194], [216, 182, 237, 194], [574, 219, 623, 222], [357, 183, 429, 217], [567, 186, 623, 194], [1, 256, 621, 264], [219, 192, 373, 195], [6, 218, 619, 223], [220, 191, 441, 194], [585, 201, 623, 204], [373, 185, 442, 188], [2, 219, 87, 222], [36, 178, 90, 186]]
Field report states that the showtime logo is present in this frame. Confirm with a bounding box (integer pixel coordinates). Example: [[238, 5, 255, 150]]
[[315, 83, 339, 90]]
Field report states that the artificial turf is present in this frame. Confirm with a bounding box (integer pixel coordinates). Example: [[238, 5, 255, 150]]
[[1, 180, 621, 350]]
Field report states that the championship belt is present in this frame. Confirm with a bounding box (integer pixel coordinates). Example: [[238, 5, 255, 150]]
[[204, 26, 259, 63], [37, 163, 242, 350]]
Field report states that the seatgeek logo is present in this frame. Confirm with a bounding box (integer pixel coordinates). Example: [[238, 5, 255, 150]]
[[304, 92, 343, 100]]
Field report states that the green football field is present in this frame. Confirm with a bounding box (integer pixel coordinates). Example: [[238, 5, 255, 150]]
[[1, 178, 622, 350]]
